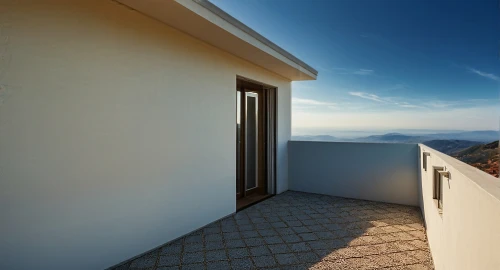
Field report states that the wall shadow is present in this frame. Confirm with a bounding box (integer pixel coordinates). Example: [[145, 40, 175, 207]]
[[111, 191, 433, 269]]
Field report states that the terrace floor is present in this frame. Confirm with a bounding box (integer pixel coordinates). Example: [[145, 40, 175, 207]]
[[113, 191, 434, 270]]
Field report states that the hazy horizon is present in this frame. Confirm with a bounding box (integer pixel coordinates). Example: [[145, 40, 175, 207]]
[[292, 128, 500, 139]]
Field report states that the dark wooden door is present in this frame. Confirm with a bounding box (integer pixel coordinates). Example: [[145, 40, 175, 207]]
[[236, 86, 266, 199]]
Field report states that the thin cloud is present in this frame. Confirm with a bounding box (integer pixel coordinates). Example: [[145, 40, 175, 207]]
[[352, 69, 374, 75], [349, 92, 425, 109], [397, 103, 424, 109], [428, 99, 498, 109], [467, 67, 499, 81], [348, 90, 498, 112], [428, 101, 452, 108], [348, 92, 386, 103]]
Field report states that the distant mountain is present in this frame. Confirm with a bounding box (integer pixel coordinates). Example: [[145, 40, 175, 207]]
[[422, 140, 482, 155], [357, 133, 428, 143], [424, 131, 499, 142], [292, 130, 499, 144], [453, 141, 499, 178], [358, 131, 499, 144]]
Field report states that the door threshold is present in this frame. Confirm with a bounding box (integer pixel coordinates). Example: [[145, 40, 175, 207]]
[[236, 194, 273, 211]]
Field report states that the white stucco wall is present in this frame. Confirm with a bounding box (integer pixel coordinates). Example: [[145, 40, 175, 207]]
[[288, 141, 420, 206], [418, 144, 500, 270], [0, 1, 291, 269]]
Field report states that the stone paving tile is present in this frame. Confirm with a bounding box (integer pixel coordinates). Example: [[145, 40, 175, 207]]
[[289, 242, 311, 252], [111, 191, 433, 270], [183, 243, 203, 253], [227, 247, 249, 259], [244, 237, 266, 247], [250, 246, 272, 257], [230, 257, 254, 269], [204, 241, 224, 251], [206, 260, 230, 270], [225, 239, 246, 248], [182, 252, 204, 265], [158, 255, 180, 267], [254, 255, 277, 268], [275, 253, 300, 265], [181, 263, 204, 270], [268, 243, 292, 254], [205, 249, 228, 262], [156, 266, 179, 270]]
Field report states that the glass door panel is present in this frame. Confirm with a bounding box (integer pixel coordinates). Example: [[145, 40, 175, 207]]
[[245, 92, 258, 190], [236, 90, 242, 196]]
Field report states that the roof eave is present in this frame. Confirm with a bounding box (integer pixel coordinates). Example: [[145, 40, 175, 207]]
[[117, 0, 318, 81]]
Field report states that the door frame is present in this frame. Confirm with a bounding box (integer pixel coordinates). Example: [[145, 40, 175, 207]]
[[236, 76, 277, 203]]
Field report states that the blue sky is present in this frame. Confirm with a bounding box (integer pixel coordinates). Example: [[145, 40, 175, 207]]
[[211, 0, 500, 133]]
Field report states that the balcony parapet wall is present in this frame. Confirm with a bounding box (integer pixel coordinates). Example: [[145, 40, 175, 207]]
[[418, 144, 500, 270], [288, 141, 419, 206]]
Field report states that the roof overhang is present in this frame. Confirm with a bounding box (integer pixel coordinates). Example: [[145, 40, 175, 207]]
[[116, 0, 318, 81]]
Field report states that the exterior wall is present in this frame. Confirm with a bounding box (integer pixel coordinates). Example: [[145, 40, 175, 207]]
[[288, 141, 419, 206], [418, 144, 500, 270], [0, 1, 291, 269], [276, 88, 291, 193]]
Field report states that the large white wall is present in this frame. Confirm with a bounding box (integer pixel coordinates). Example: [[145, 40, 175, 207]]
[[288, 141, 419, 206], [0, 1, 291, 269], [418, 144, 500, 270]]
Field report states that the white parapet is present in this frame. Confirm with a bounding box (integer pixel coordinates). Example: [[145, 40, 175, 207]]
[[418, 144, 500, 270], [288, 141, 420, 206]]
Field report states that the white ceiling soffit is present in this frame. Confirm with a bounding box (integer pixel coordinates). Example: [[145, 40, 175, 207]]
[[116, 0, 318, 81]]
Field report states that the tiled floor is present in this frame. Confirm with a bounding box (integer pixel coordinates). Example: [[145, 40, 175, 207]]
[[113, 191, 433, 270]]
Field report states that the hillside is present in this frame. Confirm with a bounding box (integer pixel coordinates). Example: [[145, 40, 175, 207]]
[[426, 130, 499, 142], [453, 141, 499, 178], [359, 133, 428, 143], [422, 140, 481, 155]]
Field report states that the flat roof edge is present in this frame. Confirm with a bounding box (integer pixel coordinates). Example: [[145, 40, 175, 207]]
[[193, 0, 318, 77]]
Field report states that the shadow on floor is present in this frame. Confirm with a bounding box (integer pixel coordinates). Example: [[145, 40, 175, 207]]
[[111, 191, 434, 270]]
